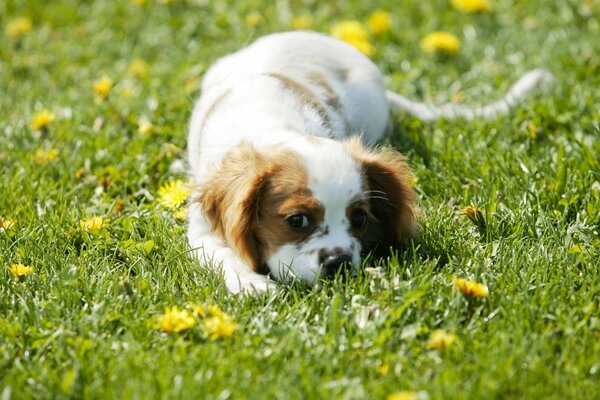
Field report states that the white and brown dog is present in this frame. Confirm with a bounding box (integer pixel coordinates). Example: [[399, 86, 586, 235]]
[[187, 31, 551, 294]]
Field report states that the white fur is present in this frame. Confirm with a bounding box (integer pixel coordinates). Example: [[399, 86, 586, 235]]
[[186, 31, 551, 294]]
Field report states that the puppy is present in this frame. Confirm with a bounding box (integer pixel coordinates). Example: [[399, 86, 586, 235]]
[[187, 31, 551, 294]]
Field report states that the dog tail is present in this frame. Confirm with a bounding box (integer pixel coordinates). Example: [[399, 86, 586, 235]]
[[385, 68, 554, 122]]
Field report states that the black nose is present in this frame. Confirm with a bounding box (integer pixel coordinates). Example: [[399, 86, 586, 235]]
[[320, 253, 352, 278]]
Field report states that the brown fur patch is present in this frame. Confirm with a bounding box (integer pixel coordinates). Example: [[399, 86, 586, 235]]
[[197, 89, 231, 133], [264, 72, 332, 130], [344, 137, 419, 257], [254, 169, 324, 260], [307, 71, 343, 113], [196, 143, 320, 273]]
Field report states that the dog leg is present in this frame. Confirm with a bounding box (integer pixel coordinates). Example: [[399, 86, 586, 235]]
[[187, 205, 273, 295]]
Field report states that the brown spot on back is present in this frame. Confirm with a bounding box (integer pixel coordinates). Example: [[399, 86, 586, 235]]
[[198, 89, 231, 133], [264, 72, 332, 131], [306, 71, 343, 113]]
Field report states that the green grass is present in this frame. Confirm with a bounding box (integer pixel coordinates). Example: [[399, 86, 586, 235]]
[[1, 0, 599, 399]]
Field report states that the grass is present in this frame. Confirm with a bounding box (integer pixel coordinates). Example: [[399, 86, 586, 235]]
[[1, 0, 599, 398]]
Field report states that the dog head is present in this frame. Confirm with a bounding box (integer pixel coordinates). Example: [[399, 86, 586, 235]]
[[196, 136, 418, 285]]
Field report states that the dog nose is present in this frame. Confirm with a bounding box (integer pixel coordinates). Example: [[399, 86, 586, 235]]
[[320, 252, 352, 278]]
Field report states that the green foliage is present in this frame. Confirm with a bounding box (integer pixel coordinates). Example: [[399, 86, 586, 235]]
[[1, 0, 599, 399]]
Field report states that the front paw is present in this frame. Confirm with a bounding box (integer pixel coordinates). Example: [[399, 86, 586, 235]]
[[226, 273, 276, 296]]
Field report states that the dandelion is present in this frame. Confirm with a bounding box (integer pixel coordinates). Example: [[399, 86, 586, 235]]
[[460, 204, 486, 231], [451, 0, 491, 13], [128, 58, 149, 79], [368, 10, 392, 36], [172, 208, 187, 222], [157, 180, 189, 210], [454, 277, 489, 298], [426, 329, 458, 350], [387, 392, 419, 400], [184, 76, 200, 94], [420, 31, 461, 55], [376, 363, 390, 376], [245, 11, 263, 27], [191, 303, 225, 318], [291, 15, 313, 30], [331, 21, 374, 56], [158, 306, 195, 333], [120, 86, 134, 99], [203, 313, 237, 340], [0, 217, 17, 232], [79, 216, 105, 234], [5, 17, 32, 41], [131, 0, 147, 5], [10, 263, 34, 278], [30, 109, 56, 131], [92, 76, 113, 99], [138, 118, 153, 136], [33, 148, 59, 165]]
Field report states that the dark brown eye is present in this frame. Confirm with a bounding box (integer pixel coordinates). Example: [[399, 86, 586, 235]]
[[350, 209, 367, 229], [287, 213, 310, 230]]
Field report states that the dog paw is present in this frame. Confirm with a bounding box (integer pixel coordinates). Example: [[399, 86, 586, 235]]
[[226, 273, 275, 296]]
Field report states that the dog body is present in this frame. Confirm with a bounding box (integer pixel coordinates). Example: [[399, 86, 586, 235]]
[[187, 31, 550, 294]]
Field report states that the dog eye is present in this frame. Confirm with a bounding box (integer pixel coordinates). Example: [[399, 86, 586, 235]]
[[286, 213, 310, 230], [350, 209, 367, 229]]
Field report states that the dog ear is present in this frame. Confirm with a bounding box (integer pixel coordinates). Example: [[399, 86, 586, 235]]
[[195, 143, 274, 272], [345, 137, 419, 256]]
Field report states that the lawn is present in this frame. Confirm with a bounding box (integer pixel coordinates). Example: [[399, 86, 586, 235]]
[[1, 0, 599, 399]]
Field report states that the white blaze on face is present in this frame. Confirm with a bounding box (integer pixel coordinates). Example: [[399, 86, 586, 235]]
[[266, 137, 365, 284]]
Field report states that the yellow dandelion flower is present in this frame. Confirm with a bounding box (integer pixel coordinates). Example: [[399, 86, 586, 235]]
[[291, 15, 313, 30], [79, 216, 105, 234], [376, 363, 390, 376], [331, 20, 374, 56], [131, 0, 147, 5], [191, 304, 225, 318], [75, 168, 86, 179], [420, 31, 461, 55], [426, 329, 458, 350], [158, 306, 195, 333], [33, 148, 59, 165], [454, 277, 489, 298], [245, 11, 263, 27], [203, 313, 237, 340], [138, 119, 153, 136], [173, 208, 187, 222], [460, 204, 482, 219], [128, 58, 149, 79], [185, 76, 200, 94], [30, 109, 56, 131], [387, 391, 418, 400], [460, 204, 486, 229], [368, 10, 392, 36], [157, 180, 189, 210], [1, 217, 17, 232], [120, 86, 134, 99], [92, 76, 113, 99], [451, 0, 491, 13], [5, 17, 32, 41], [10, 263, 34, 278]]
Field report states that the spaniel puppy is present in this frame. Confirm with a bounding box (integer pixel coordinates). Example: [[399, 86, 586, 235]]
[[187, 31, 552, 294]]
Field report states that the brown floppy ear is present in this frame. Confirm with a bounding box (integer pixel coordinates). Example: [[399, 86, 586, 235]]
[[195, 143, 274, 273], [345, 137, 419, 257]]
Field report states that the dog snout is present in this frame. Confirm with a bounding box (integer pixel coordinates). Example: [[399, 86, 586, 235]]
[[319, 251, 352, 278]]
